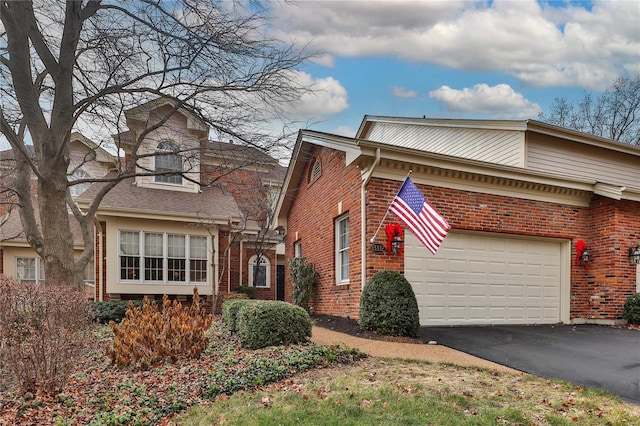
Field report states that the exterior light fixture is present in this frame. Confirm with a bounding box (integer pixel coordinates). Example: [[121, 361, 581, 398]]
[[579, 248, 592, 268], [629, 243, 640, 265], [391, 235, 403, 254]]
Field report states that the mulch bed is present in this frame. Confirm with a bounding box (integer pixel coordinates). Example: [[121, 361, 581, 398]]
[[312, 314, 423, 344]]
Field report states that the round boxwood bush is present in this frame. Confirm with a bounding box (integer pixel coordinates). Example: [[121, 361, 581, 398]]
[[622, 293, 640, 324], [236, 301, 312, 349], [359, 270, 420, 337], [91, 300, 144, 324], [221, 298, 256, 332]]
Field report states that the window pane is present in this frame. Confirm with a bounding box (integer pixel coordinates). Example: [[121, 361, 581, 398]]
[[145, 233, 163, 256], [144, 257, 163, 281], [16, 257, 36, 281], [254, 265, 266, 287], [190, 236, 207, 259], [84, 260, 95, 283], [168, 234, 185, 257], [144, 233, 163, 280], [336, 215, 349, 283], [338, 217, 349, 250], [189, 236, 207, 283], [38, 260, 45, 283], [120, 231, 139, 255], [340, 251, 349, 279], [69, 169, 92, 198], [190, 259, 207, 282], [168, 258, 185, 281], [155, 141, 183, 184], [120, 256, 140, 280]]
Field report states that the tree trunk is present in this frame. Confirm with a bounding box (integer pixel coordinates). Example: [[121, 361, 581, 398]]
[[38, 147, 76, 289]]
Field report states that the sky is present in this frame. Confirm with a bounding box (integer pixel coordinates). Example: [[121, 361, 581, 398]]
[[267, 0, 640, 138]]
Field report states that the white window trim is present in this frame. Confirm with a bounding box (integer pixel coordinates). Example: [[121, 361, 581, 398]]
[[335, 214, 350, 285], [249, 254, 271, 288], [294, 240, 302, 258], [118, 230, 209, 285]]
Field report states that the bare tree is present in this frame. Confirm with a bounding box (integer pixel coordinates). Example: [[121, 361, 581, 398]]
[[539, 75, 640, 145], [0, 1, 310, 288]]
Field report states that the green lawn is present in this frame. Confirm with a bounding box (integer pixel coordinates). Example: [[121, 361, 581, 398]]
[[175, 358, 640, 426]]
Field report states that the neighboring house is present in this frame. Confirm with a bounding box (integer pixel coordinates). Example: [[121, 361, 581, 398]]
[[0, 99, 285, 308], [275, 116, 640, 326]]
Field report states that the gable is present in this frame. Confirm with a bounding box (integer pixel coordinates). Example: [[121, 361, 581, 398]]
[[363, 121, 525, 167], [526, 133, 640, 190]]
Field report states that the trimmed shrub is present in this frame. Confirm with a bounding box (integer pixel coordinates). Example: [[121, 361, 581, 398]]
[[359, 270, 420, 337], [91, 300, 144, 324], [108, 288, 213, 369], [221, 298, 256, 331], [622, 293, 640, 324], [0, 277, 93, 395], [236, 301, 312, 349], [233, 286, 257, 299], [289, 257, 319, 312]]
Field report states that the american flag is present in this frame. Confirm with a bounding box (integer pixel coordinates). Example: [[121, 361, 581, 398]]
[[389, 177, 450, 255]]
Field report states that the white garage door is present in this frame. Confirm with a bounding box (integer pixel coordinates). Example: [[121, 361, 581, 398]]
[[405, 231, 564, 326]]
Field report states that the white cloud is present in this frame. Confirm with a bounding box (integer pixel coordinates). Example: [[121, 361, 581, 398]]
[[282, 71, 349, 120], [332, 125, 356, 138], [429, 83, 542, 119], [392, 86, 418, 99], [271, 0, 639, 90]]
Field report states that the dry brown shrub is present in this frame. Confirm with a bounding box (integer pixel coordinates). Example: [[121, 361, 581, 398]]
[[0, 276, 92, 395], [108, 288, 213, 369]]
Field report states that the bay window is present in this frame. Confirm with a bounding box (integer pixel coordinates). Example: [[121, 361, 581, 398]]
[[119, 230, 208, 284]]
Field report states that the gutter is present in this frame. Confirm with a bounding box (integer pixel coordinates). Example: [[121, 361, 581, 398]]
[[361, 148, 380, 289]]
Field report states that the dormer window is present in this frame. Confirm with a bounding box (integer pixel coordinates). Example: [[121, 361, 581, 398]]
[[155, 140, 183, 184], [69, 169, 92, 197]]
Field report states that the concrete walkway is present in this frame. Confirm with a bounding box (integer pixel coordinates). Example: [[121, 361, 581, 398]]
[[311, 326, 520, 374]]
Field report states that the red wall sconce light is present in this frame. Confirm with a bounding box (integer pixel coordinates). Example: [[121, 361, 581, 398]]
[[576, 240, 591, 268]]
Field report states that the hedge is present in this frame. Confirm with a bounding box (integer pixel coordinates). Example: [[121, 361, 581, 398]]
[[236, 301, 312, 349]]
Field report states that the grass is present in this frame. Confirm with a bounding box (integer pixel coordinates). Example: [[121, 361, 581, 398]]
[[174, 358, 640, 426], [0, 321, 365, 425], [2, 319, 639, 425]]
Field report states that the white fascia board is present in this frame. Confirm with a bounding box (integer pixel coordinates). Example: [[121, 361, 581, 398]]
[[300, 131, 362, 164], [94, 207, 242, 224]]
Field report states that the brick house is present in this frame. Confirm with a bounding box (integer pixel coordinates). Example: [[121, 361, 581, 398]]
[[0, 98, 285, 308], [275, 116, 640, 325]]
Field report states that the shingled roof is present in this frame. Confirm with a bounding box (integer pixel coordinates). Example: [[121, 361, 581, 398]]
[[77, 175, 243, 222]]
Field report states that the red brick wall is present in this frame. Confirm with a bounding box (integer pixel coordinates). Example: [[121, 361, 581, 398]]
[[284, 146, 363, 318], [582, 198, 639, 318], [215, 231, 276, 301], [285, 149, 640, 322]]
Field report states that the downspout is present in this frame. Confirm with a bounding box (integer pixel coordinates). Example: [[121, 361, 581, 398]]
[[93, 216, 104, 302], [98, 222, 103, 301], [227, 237, 231, 293], [361, 148, 381, 289], [239, 239, 244, 286]]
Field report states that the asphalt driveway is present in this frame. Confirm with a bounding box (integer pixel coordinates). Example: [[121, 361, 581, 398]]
[[419, 324, 640, 404]]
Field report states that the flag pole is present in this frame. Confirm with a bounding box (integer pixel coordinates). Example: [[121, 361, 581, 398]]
[[369, 169, 412, 243]]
